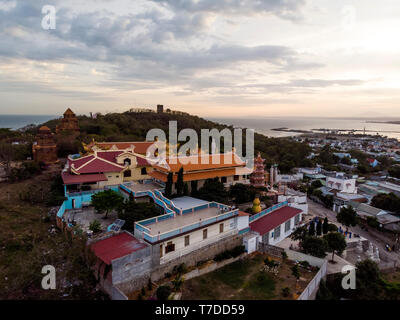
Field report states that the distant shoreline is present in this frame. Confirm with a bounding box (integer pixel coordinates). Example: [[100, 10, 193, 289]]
[[366, 120, 400, 125]]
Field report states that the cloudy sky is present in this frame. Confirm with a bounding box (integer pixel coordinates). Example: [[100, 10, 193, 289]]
[[1, 0, 400, 118]]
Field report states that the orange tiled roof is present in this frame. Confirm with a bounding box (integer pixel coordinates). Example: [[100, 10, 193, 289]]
[[155, 153, 245, 173], [149, 167, 238, 182]]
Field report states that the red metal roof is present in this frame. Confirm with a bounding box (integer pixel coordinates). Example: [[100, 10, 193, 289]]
[[74, 158, 124, 174], [250, 206, 302, 236], [61, 172, 107, 185], [96, 151, 123, 162], [91, 233, 148, 265], [69, 155, 95, 168]]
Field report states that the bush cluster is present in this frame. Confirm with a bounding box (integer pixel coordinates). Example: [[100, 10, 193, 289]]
[[214, 245, 245, 262]]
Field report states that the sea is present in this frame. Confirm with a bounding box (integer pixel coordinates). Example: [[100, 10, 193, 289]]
[[1, 114, 400, 141], [0, 115, 57, 130], [207, 116, 400, 140]]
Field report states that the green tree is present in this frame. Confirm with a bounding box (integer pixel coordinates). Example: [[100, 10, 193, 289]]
[[197, 178, 228, 203], [229, 183, 256, 204], [371, 193, 400, 214], [156, 285, 172, 301], [290, 226, 308, 242], [171, 275, 184, 292], [322, 217, 329, 234], [89, 220, 102, 233], [176, 167, 184, 196], [190, 180, 198, 196], [316, 219, 322, 236], [301, 236, 328, 258], [165, 172, 173, 197], [354, 259, 384, 300], [118, 196, 160, 231], [389, 165, 400, 179], [291, 265, 300, 284], [309, 222, 315, 236], [324, 232, 347, 262], [183, 182, 189, 196], [337, 206, 358, 227], [91, 189, 124, 219]]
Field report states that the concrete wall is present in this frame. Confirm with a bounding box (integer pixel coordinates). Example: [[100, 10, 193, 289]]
[[285, 249, 326, 268], [111, 245, 152, 285], [159, 218, 236, 263], [115, 233, 243, 296], [151, 233, 243, 282]]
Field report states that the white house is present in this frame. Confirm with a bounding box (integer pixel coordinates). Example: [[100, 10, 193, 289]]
[[278, 188, 308, 214], [249, 204, 303, 246], [134, 196, 249, 264], [326, 173, 357, 194]]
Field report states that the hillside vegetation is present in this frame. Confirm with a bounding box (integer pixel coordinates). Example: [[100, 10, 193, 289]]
[[36, 111, 312, 173]]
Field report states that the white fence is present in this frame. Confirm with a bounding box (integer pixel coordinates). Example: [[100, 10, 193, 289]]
[[297, 260, 328, 300]]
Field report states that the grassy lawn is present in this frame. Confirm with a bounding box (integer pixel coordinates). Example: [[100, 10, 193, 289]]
[[0, 167, 107, 300], [182, 253, 318, 300]]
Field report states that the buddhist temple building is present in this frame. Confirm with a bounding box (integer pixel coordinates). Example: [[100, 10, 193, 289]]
[[149, 152, 252, 192], [250, 152, 266, 187], [62, 147, 154, 194], [56, 108, 80, 134], [32, 126, 58, 164]]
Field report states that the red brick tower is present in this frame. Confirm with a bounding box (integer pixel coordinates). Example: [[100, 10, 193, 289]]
[[250, 152, 266, 187]]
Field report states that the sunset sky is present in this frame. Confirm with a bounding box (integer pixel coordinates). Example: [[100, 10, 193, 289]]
[[1, 0, 400, 118]]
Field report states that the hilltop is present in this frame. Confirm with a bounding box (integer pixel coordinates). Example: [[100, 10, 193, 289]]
[[36, 110, 312, 173]]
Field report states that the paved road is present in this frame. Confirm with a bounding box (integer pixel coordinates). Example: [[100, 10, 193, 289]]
[[307, 200, 400, 266]]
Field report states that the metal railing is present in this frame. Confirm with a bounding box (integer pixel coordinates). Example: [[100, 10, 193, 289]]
[[136, 208, 239, 243], [249, 201, 289, 223]]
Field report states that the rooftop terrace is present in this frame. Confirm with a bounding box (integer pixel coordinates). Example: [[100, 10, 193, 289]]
[[135, 198, 237, 243]]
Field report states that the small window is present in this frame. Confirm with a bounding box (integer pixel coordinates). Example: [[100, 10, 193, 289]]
[[234, 175, 239, 181], [116, 175, 119, 178], [184, 235, 190, 247], [219, 223, 224, 233], [294, 214, 300, 225], [124, 158, 131, 166], [274, 226, 281, 239], [141, 167, 147, 175], [124, 170, 131, 177], [203, 229, 208, 240], [285, 220, 291, 232], [165, 241, 175, 253], [221, 177, 227, 183]]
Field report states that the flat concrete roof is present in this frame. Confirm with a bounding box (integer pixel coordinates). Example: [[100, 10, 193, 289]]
[[146, 207, 221, 235], [171, 196, 210, 210], [125, 181, 162, 193]]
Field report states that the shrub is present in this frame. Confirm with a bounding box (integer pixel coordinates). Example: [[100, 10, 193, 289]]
[[89, 220, 102, 233], [281, 251, 288, 261], [366, 216, 380, 229], [164, 272, 172, 279], [327, 224, 338, 232], [214, 251, 231, 262], [176, 263, 187, 275], [156, 285, 172, 301], [230, 245, 245, 257], [281, 287, 291, 297], [300, 260, 311, 268], [147, 278, 153, 291]]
